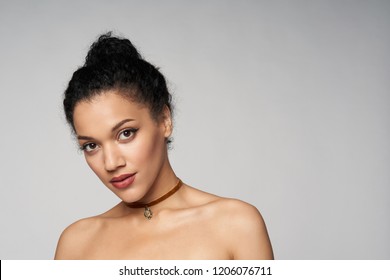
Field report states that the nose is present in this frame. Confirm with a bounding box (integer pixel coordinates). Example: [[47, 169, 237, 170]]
[[103, 144, 126, 172]]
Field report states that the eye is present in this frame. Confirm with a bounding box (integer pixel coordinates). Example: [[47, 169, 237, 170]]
[[81, 143, 98, 153], [118, 128, 138, 141]]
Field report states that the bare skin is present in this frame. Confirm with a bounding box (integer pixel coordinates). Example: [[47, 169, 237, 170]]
[[55, 91, 273, 260]]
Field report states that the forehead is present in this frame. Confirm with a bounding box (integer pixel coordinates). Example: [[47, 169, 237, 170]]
[[73, 91, 150, 134]]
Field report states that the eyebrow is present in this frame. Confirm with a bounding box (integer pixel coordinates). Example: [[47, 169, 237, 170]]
[[77, 118, 135, 140]]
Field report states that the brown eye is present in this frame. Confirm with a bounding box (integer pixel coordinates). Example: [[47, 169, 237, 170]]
[[83, 143, 98, 152], [118, 128, 137, 140]]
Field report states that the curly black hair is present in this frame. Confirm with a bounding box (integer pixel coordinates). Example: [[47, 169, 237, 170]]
[[63, 32, 173, 133]]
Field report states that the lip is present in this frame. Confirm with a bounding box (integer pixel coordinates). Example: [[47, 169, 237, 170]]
[[110, 173, 136, 189]]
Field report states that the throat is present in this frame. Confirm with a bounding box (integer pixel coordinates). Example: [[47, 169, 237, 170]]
[[125, 179, 183, 220]]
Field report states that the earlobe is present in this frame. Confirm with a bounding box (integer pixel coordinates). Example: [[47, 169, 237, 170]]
[[162, 106, 173, 138]]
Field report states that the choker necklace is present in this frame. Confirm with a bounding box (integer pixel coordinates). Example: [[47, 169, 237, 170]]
[[127, 179, 183, 220]]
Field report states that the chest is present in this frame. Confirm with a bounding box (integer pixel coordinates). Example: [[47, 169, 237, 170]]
[[82, 216, 230, 259]]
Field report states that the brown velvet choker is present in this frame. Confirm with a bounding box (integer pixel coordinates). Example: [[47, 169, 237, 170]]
[[126, 179, 183, 220]]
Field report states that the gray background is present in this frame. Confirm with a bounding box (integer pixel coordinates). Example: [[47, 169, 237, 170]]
[[0, 0, 389, 259]]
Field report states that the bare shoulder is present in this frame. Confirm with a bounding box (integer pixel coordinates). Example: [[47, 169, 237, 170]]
[[209, 198, 274, 260], [182, 185, 273, 259], [183, 186, 268, 226], [54, 216, 102, 259], [207, 198, 265, 230]]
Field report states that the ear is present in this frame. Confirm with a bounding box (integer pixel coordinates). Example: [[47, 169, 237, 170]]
[[161, 105, 173, 138]]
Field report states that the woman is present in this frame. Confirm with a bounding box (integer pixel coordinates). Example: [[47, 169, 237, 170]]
[[55, 33, 273, 259]]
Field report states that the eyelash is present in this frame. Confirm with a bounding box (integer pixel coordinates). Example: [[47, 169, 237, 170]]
[[79, 128, 139, 153], [80, 143, 97, 153], [118, 128, 138, 141]]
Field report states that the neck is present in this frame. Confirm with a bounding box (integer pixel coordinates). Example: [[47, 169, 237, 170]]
[[124, 159, 180, 220], [135, 158, 178, 205], [127, 179, 183, 208]]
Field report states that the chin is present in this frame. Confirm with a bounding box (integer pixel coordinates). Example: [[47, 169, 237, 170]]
[[112, 188, 146, 204]]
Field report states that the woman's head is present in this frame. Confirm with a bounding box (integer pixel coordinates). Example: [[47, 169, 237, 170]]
[[72, 90, 173, 203], [63, 33, 175, 203], [63, 32, 173, 133]]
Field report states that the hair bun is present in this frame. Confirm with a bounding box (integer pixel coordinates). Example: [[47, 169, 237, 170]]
[[84, 32, 141, 67]]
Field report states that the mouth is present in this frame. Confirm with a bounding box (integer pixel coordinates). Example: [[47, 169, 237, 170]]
[[110, 173, 136, 189]]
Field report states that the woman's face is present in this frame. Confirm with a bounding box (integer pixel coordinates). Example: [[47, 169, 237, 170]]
[[72, 90, 172, 203]]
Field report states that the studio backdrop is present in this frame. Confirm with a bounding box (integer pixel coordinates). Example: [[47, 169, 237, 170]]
[[0, 0, 389, 259]]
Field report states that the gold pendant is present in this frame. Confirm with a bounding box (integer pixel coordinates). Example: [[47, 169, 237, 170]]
[[144, 206, 153, 220]]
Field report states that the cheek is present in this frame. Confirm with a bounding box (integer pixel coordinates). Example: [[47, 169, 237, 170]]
[[126, 130, 166, 168]]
